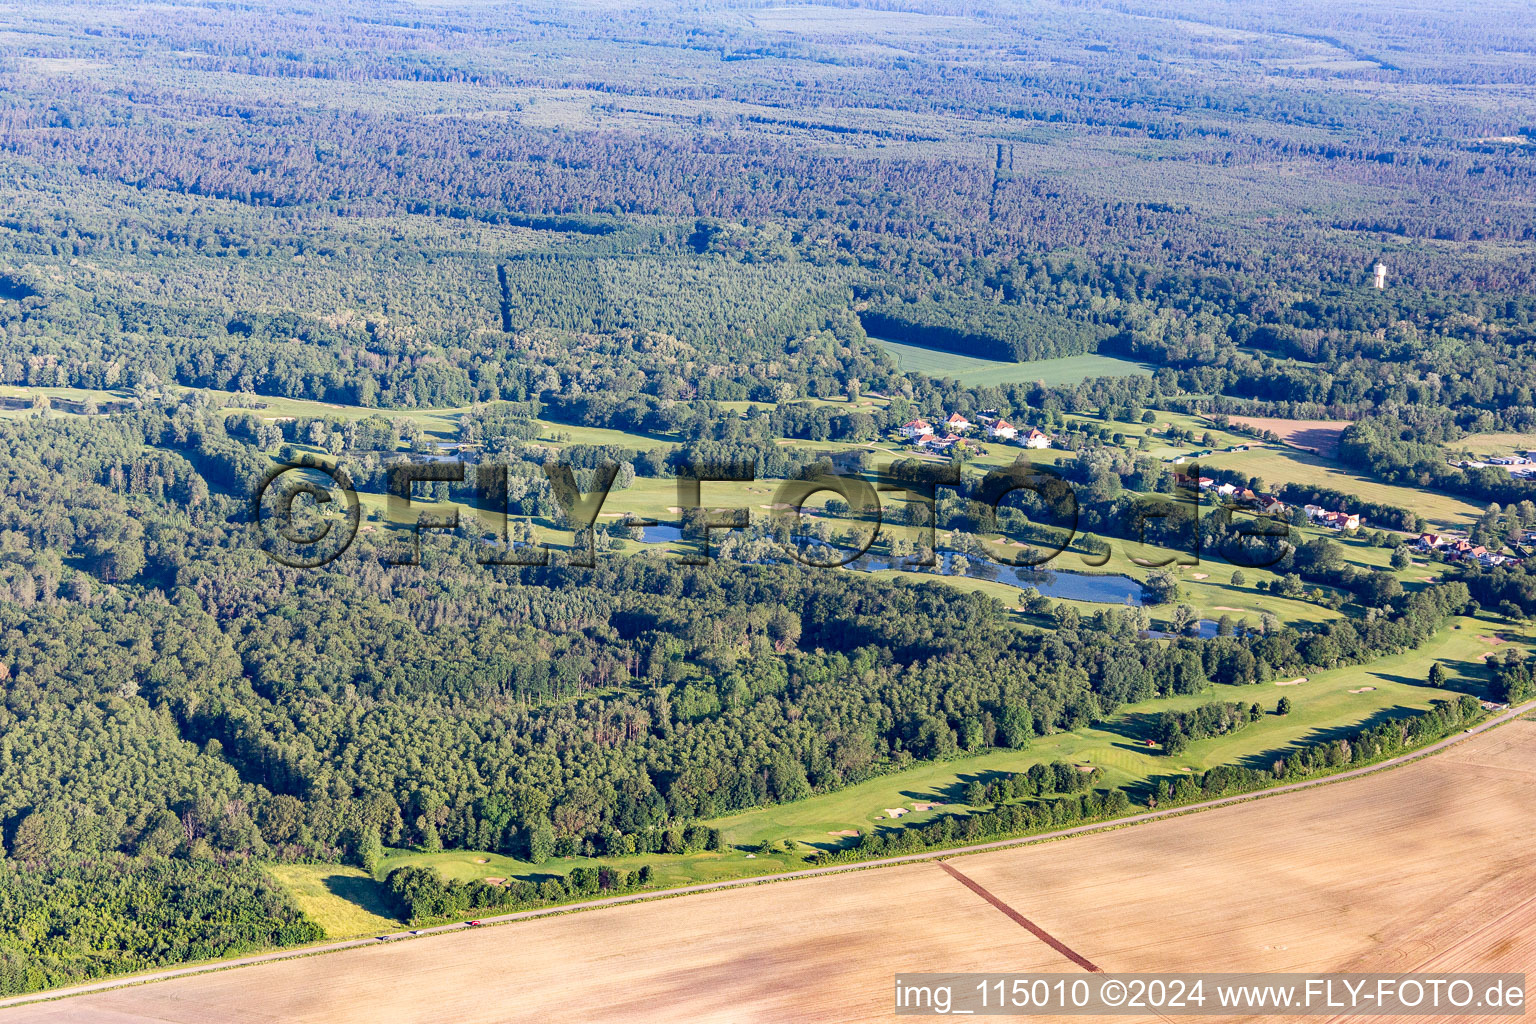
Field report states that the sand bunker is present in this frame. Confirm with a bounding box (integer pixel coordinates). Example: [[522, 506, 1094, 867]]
[[911, 802, 940, 812], [1276, 677, 1307, 686], [826, 830, 860, 837], [1213, 606, 1246, 612], [759, 503, 793, 510], [1348, 687, 1377, 694], [1190, 572, 1209, 580], [665, 506, 683, 513], [483, 877, 505, 885], [473, 858, 488, 864], [1478, 635, 1508, 645], [884, 807, 909, 818]]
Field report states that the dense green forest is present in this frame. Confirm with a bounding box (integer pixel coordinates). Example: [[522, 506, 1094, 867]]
[[1, 0, 1535, 997]]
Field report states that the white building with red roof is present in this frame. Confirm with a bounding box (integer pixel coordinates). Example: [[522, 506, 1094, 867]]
[[900, 419, 934, 441], [986, 419, 1018, 440]]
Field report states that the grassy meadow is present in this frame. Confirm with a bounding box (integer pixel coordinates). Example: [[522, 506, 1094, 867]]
[[872, 339, 1155, 387]]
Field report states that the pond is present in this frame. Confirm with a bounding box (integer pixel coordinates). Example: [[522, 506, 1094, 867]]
[[639, 523, 684, 544], [1144, 620, 1231, 640]]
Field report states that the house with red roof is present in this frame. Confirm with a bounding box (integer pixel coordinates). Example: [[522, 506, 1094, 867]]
[[986, 419, 1018, 441], [1022, 427, 1053, 449]]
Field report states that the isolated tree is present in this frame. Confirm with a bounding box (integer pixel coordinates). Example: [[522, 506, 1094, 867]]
[[1427, 662, 1448, 688], [1230, 570, 1246, 587], [1276, 696, 1293, 716], [1142, 569, 1179, 605]]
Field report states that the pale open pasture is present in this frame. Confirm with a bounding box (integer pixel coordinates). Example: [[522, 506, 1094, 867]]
[[18, 720, 1535, 1024]]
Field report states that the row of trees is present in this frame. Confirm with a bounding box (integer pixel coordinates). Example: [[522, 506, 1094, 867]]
[[384, 862, 657, 926]]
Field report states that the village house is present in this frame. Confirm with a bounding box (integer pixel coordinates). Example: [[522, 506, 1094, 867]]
[[1302, 503, 1359, 531], [1416, 532, 1451, 551], [900, 418, 933, 441], [1256, 496, 1287, 516], [987, 419, 1018, 441], [1022, 427, 1053, 449], [944, 412, 971, 433], [920, 432, 966, 453], [1448, 539, 1489, 562], [1196, 476, 1215, 489]]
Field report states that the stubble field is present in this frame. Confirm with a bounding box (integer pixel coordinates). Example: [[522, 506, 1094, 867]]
[[16, 720, 1535, 1024]]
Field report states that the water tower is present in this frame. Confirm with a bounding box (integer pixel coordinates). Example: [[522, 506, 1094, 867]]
[[1373, 262, 1386, 289]]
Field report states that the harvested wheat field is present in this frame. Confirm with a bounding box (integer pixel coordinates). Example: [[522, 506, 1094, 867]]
[[13, 722, 1536, 1024], [1224, 416, 1352, 457]]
